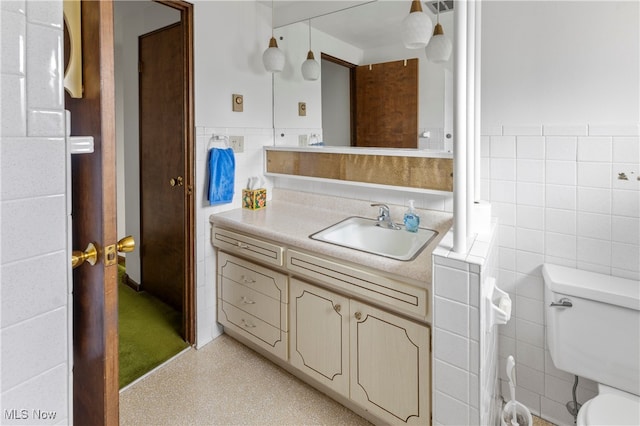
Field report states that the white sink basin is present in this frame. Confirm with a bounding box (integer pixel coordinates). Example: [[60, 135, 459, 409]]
[[310, 216, 438, 261]]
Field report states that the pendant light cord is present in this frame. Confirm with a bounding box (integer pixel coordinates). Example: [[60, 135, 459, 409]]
[[308, 19, 312, 50], [271, 0, 274, 37]]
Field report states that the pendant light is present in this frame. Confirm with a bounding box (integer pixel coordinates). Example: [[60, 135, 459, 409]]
[[301, 19, 320, 81], [401, 0, 433, 49], [262, 0, 285, 73], [425, 1, 452, 63]]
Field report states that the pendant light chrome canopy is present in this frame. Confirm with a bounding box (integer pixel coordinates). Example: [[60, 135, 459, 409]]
[[301, 19, 320, 81], [263, 0, 285, 73], [401, 0, 433, 49], [425, 1, 452, 63]]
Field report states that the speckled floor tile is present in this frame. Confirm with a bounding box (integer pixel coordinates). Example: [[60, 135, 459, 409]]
[[119, 334, 371, 425]]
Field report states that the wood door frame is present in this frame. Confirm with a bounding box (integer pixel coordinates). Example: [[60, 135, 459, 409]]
[[150, 0, 195, 344], [321, 53, 357, 146]]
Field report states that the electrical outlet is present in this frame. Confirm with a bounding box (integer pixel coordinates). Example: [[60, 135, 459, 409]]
[[229, 136, 244, 153]]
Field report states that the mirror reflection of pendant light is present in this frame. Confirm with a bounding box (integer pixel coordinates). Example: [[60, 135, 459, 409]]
[[301, 19, 320, 81], [425, 1, 452, 63], [262, 0, 285, 73], [401, 0, 433, 49]]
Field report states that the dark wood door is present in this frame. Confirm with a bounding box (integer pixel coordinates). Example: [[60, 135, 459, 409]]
[[354, 58, 419, 148], [139, 23, 185, 314], [65, 0, 119, 424]]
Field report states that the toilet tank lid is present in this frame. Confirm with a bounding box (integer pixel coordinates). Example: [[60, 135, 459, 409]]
[[543, 264, 640, 311]]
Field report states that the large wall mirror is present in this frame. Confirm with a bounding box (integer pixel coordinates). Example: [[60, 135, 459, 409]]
[[272, 0, 454, 150]]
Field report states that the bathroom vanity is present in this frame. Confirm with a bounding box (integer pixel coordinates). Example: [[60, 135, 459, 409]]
[[210, 190, 453, 425]]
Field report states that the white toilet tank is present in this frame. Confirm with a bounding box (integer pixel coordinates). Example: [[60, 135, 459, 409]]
[[543, 264, 640, 396]]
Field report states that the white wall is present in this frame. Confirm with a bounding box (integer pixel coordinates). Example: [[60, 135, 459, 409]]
[[482, 1, 639, 125], [481, 2, 640, 425], [0, 1, 71, 423], [321, 59, 351, 146], [193, 0, 275, 346]]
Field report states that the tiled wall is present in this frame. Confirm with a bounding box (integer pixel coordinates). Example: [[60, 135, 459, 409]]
[[273, 176, 454, 214], [483, 123, 640, 425], [432, 225, 500, 425], [0, 1, 71, 423], [195, 126, 274, 346]]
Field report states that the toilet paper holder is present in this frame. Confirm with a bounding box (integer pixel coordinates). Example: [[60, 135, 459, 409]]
[[486, 277, 512, 327]]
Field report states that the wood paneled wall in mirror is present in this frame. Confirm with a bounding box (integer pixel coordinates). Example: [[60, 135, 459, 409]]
[[272, 1, 453, 149]]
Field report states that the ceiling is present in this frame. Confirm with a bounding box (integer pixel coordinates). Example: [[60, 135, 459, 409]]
[[269, 0, 445, 50]]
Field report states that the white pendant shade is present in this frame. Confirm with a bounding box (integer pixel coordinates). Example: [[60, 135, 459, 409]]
[[301, 51, 320, 81], [401, 0, 433, 49], [263, 37, 285, 73], [425, 24, 452, 63]]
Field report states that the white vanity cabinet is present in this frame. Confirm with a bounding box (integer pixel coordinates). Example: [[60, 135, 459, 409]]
[[290, 278, 350, 398], [212, 225, 433, 425], [290, 278, 431, 425], [216, 251, 288, 360]]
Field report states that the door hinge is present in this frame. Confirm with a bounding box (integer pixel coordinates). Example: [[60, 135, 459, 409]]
[[138, 61, 143, 73]]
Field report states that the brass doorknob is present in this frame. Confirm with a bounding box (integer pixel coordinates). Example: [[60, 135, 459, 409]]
[[117, 235, 135, 253], [169, 176, 184, 187], [72, 242, 98, 269]]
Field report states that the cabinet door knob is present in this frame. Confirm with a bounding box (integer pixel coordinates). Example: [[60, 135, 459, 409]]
[[333, 304, 341, 313], [241, 318, 256, 328], [354, 311, 362, 320]]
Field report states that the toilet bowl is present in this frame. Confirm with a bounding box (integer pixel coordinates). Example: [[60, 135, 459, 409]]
[[543, 264, 640, 425], [576, 384, 640, 426]]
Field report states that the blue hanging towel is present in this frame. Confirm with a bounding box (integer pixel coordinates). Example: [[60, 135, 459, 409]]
[[207, 147, 235, 205]]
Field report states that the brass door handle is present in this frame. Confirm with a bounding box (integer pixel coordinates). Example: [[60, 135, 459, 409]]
[[104, 236, 136, 267], [169, 176, 184, 187], [117, 235, 135, 253], [72, 242, 98, 269]]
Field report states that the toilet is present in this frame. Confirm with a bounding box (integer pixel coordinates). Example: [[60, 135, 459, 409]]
[[543, 264, 640, 426]]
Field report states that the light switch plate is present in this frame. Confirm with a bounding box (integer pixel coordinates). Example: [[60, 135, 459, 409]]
[[229, 136, 244, 153], [298, 102, 306, 116], [232, 94, 243, 112]]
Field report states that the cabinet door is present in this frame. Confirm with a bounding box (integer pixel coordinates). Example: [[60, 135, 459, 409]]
[[350, 301, 430, 425], [290, 278, 349, 398]]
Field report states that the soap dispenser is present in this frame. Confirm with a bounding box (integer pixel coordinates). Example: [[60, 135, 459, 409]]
[[404, 200, 420, 233]]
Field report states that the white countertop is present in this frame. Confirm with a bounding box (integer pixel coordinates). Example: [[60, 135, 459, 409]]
[[209, 190, 453, 286]]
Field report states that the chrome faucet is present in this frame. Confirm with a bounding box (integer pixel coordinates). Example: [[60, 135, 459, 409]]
[[371, 203, 401, 230]]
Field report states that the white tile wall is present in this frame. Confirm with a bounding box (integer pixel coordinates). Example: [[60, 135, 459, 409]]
[[196, 126, 274, 347], [1, 1, 70, 423], [483, 123, 640, 425], [432, 224, 500, 425]]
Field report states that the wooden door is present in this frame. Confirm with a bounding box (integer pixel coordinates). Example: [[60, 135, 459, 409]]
[[350, 301, 430, 425], [139, 23, 185, 314], [290, 279, 350, 398], [354, 59, 419, 148], [65, 0, 119, 424]]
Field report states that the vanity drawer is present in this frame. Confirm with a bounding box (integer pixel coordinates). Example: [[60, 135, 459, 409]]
[[220, 278, 287, 331], [212, 227, 284, 267], [286, 249, 427, 318], [218, 252, 288, 303], [218, 300, 288, 360]]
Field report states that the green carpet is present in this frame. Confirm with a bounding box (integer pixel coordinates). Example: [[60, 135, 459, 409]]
[[118, 265, 189, 388]]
